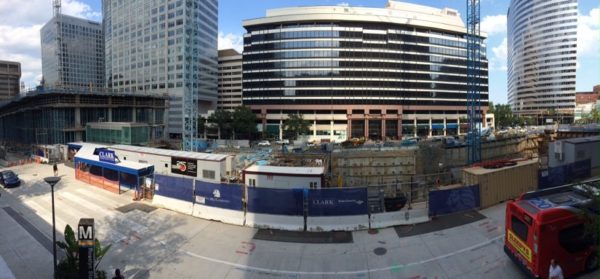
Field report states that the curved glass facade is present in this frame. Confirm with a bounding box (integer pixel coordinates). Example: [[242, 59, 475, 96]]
[[507, 0, 577, 116], [243, 4, 490, 141], [243, 22, 488, 106]]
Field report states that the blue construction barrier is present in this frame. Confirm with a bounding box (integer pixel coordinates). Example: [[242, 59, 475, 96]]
[[307, 188, 368, 216], [246, 187, 303, 216], [194, 180, 244, 211], [539, 159, 591, 189], [154, 174, 194, 202], [428, 185, 480, 216]]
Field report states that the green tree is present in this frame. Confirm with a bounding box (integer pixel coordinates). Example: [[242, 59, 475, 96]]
[[208, 109, 232, 139], [487, 101, 494, 114], [283, 114, 311, 139], [492, 104, 516, 128], [231, 106, 257, 139], [55, 225, 111, 279], [197, 116, 207, 139]]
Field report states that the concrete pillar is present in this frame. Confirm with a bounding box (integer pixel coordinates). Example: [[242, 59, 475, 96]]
[[279, 119, 283, 140], [443, 118, 447, 136], [347, 119, 351, 139], [313, 119, 317, 138], [330, 119, 334, 142], [132, 108, 137, 123], [457, 117, 461, 136], [428, 118, 432, 137], [397, 118, 402, 139], [364, 118, 369, 139], [413, 118, 417, 137], [108, 108, 112, 122], [381, 119, 386, 141], [75, 108, 81, 128]]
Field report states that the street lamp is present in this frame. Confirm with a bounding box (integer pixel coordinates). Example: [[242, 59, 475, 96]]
[[44, 176, 61, 279]]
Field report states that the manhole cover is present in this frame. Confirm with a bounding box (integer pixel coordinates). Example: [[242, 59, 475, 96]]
[[373, 247, 387, 256]]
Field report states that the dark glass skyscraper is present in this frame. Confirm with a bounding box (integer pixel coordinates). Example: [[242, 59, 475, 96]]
[[41, 15, 104, 89]]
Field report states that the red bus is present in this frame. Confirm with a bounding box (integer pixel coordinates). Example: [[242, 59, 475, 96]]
[[504, 179, 599, 279]]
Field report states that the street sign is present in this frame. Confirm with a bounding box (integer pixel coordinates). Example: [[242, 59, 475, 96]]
[[78, 218, 95, 279]]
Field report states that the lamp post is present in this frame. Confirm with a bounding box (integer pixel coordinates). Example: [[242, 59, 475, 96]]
[[44, 176, 61, 279]]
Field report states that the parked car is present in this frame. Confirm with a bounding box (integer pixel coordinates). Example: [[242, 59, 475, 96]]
[[257, 140, 271, 147], [0, 170, 20, 188], [275, 139, 289, 145]]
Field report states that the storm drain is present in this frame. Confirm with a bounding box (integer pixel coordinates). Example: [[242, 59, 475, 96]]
[[253, 229, 353, 244], [116, 203, 157, 213], [373, 247, 387, 256]]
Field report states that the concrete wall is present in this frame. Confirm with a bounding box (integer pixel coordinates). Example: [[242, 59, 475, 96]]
[[245, 173, 321, 189]]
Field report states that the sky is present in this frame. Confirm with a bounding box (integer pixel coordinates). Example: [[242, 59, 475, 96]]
[[0, 0, 598, 105]]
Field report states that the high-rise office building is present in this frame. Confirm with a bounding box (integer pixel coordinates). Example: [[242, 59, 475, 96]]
[[507, 0, 577, 121], [217, 49, 242, 111], [41, 14, 104, 89], [103, 0, 219, 138], [243, 1, 490, 141], [0, 60, 21, 100]]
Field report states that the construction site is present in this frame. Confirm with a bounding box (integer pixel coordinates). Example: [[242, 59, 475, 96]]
[[0, 88, 167, 157]]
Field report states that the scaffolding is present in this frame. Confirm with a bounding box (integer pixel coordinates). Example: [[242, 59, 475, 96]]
[[0, 89, 167, 145]]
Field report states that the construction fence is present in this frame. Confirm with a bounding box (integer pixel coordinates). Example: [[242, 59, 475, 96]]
[[151, 175, 495, 230]]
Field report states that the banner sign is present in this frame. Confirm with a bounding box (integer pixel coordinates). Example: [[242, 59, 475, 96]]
[[171, 157, 198, 177], [246, 187, 303, 216], [307, 188, 368, 216], [98, 149, 116, 164], [154, 174, 194, 202], [194, 181, 243, 211], [428, 184, 480, 216]]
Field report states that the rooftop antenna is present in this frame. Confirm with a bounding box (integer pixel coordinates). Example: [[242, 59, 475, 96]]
[[53, 0, 63, 88], [53, 0, 61, 16]]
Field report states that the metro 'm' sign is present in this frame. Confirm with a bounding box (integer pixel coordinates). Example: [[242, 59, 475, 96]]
[[78, 218, 95, 247]]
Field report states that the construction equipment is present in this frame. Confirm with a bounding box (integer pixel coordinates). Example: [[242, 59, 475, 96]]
[[466, 0, 482, 164]]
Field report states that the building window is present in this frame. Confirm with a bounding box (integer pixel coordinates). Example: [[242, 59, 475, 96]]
[[202, 170, 215, 180], [309, 182, 318, 189], [249, 178, 256, 187]]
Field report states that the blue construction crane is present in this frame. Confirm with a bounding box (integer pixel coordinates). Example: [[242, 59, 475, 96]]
[[466, 0, 482, 164]]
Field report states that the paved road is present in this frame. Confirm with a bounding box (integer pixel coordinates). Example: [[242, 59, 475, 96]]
[[0, 163, 597, 279]]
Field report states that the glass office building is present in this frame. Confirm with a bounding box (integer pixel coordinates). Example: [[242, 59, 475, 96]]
[[243, 1, 490, 141], [103, 0, 218, 137], [41, 15, 104, 89], [508, 0, 577, 121]]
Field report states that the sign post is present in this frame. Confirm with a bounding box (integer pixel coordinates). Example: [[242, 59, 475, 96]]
[[78, 218, 95, 279]]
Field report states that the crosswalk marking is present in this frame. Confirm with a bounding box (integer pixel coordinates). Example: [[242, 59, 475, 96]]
[[60, 192, 117, 219], [75, 188, 123, 209], [21, 199, 68, 236]]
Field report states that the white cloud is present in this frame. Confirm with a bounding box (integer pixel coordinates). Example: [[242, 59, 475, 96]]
[[481, 15, 507, 36], [490, 37, 508, 71], [578, 8, 599, 57], [0, 0, 100, 88], [218, 32, 244, 53], [337, 2, 350, 7]]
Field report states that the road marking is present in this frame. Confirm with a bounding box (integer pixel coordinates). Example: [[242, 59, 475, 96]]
[[0, 255, 16, 279], [184, 235, 505, 275]]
